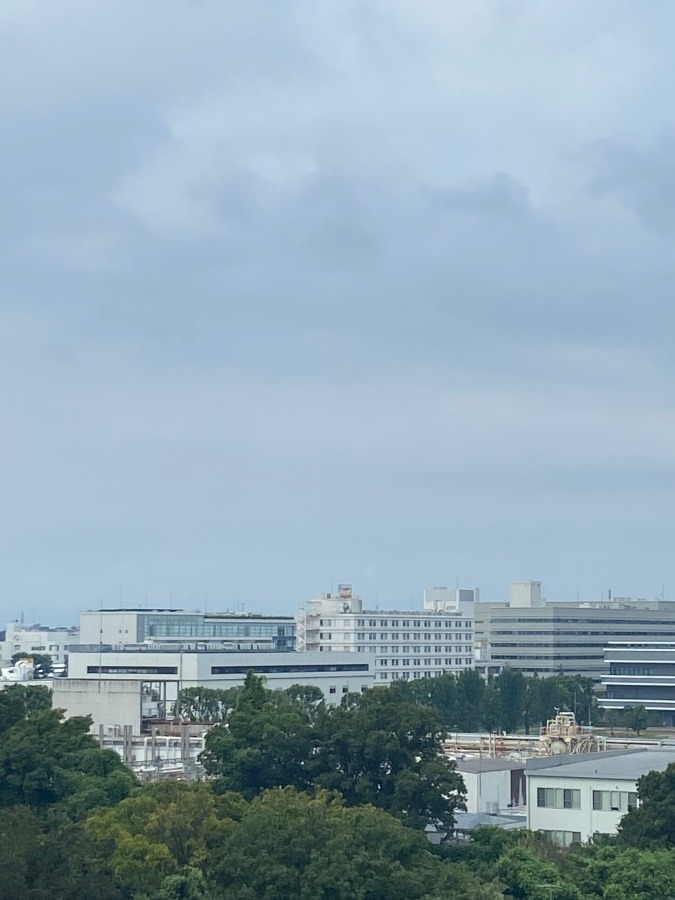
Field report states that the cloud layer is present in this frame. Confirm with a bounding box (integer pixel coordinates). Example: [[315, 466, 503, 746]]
[[2, 1, 675, 620]]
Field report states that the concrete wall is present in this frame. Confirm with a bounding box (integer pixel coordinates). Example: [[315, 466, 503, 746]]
[[53, 678, 142, 733], [459, 768, 516, 814]]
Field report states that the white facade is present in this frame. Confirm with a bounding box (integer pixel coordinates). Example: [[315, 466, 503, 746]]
[[79, 608, 295, 652], [526, 750, 675, 845], [297, 584, 475, 683], [456, 758, 526, 814], [1, 621, 79, 667], [56, 647, 375, 731]]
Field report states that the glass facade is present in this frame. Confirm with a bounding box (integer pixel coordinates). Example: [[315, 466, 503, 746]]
[[138, 615, 296, 650]]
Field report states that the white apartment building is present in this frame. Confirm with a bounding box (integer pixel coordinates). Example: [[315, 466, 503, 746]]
[[1, 621, 79, 668], [297, 584, 475, 683], [526, 749, 675, 845]]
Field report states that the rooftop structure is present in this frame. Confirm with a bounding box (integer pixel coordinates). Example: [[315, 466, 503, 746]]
[[297, 584, 475, 683]]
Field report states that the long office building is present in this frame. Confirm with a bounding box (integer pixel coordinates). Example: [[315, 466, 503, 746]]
[[475, 582, 675, 680], [79, 608, 296, 652], [56, 646, 374, 732], [297, 584, 475, 682]]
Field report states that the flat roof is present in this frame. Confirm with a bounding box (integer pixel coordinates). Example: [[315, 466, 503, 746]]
[[82, 608, 293, 619], [456, 758, 525, 773], [526, 749, 675, 781]]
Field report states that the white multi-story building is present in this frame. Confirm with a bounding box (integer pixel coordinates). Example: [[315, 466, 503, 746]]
[[1, 621, 79, 668], [475, 582, 675, 680], [79, 608, 296, 652], [297, 584, 475, 683]]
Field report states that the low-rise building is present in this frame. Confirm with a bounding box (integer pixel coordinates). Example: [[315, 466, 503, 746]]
[[54, 646, 375, 732], [526, 749, 675, 844], [297, 584, 475, 683]]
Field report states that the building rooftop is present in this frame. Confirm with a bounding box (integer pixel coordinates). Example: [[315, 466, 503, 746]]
[[455, 757, 526, 773], [82, 608, 293, 619], [526, 749, 675, 781], [452, 811, 526, 830]]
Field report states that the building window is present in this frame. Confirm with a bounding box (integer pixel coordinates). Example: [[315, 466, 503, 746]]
[[391, 620, 399, 627], [380, 620, 388, 627], [413, 658, 420, 666], [357, 620, 365, 627], [380, 646, 388, 653], [368, 634, 376, 641], [543, 831, 581, 847], [424, 632, 432, 640], [329, 687, 336, 694], [403, 633, 410, 640], [391, 633, 399, 640], [537, 788, 581, 810], [592, 791, 637, 812], [402, 620, 410, 627], [380, 659, 388, 666], [368, 619, 377, 626], [380, 633, 387, 640], [434, 620, 442, 628], [423, 620, 431, 628], [402, 659, 410, 666]]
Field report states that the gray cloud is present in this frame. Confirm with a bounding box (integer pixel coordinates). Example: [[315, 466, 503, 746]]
[[1, 1, 675, 618]]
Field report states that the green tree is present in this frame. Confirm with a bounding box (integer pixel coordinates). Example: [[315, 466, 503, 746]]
[[497, 668, 526, 733], [617, 762, 675, 848], [0, 708, 136, 814], [206, 787, 454, 899], [603, 708, 623, 736], [479, 678, 504, 732], [202, 671, 316, 798], [623, 704, 649, 736], [455, 669, 485, 731], [176, 686, 240, 723], [0, 683, 51, 734], [497, 845, 582, 900], [313, 685, 465, 829]]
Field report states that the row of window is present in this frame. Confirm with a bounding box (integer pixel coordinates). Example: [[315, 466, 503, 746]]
[[379, 671, 450, 681], [537, 788, 581, 809], [537, 788, 638, 813], [543, 830, 581, 847], [356, 645, 472, 654], [379, 658, 472, 667], [592, 791, 637, 812], [317, 620, 472, 629]]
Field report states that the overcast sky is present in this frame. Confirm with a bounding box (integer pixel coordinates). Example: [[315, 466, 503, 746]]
[[2, 1, 675, 624]]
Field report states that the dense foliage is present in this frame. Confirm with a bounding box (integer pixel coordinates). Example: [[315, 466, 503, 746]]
[[202, 673, 466, 829], [2, 677, 675, 898]]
